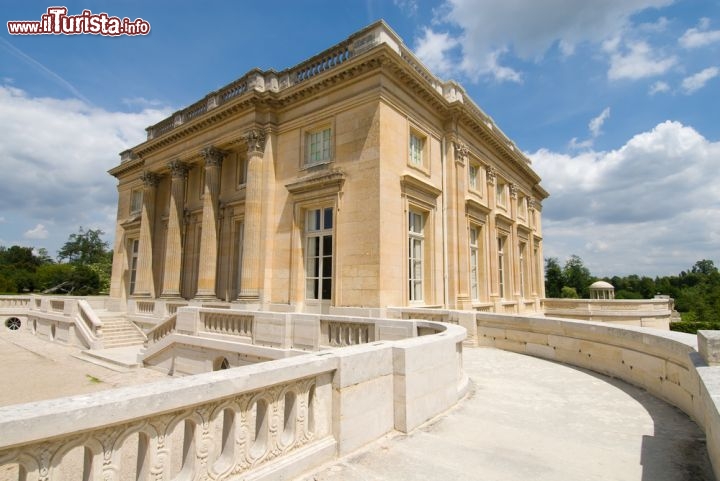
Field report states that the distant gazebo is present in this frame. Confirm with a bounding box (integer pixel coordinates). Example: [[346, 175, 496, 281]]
[[589, 281, 615, 300]]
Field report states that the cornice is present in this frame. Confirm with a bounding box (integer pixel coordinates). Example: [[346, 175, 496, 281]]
[[109, 156, 144, 178]]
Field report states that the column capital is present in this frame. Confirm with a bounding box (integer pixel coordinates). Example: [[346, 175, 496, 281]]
[[168, 160, 189, 178], [140, 171, 160, 188], [509, 183, 518, 199], [486, 167, 497, 185], [528, 197, 537, 211], [453, 140, 469, 163], [201, 146, 226, 167], [244, 129, 266, 156]]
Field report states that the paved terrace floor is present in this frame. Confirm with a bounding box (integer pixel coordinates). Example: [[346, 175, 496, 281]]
[[0, 329, 714, 480]]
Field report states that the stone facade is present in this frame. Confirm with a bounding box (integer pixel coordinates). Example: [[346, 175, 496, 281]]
[[108, 21, 548, 314]]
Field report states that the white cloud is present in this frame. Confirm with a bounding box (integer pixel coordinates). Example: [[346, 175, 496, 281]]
[[531, 121, 720, 276], [414, 28, 460, 77], [680, 18, 720, 49], [568, 108, 610, 150], [414, 0, 675, 82], [649, 80, 670, 95], [681, 67, 719, 94], [0, 85, 170, 252], [605, 41, 677, 80], [24, 224, 48, 240], [589, 107, 611, 138]]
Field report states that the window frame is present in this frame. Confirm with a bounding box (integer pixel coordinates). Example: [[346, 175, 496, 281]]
[[469, 225, 480, 301], [304, 206, 334, 301], [130, 189, 143, 215], [408, 209, 425, 303], [497, 235, 507, 300], [304, 126, 333, 168]]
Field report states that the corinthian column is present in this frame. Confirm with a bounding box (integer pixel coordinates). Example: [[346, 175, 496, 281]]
[[133, 171, 160, 298], [237, 129, 266, 301], [195, 147, 225, 299], [160, 160, 188, 298]]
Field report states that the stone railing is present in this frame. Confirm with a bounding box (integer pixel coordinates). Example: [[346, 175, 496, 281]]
[[139, 308, 453, 374], [18, 296, 104, 349], [0, 296, 31, 309], [0, 318, 467, 481], [136, 21, 530, 169], [144, 314, 177, 345], [543, 298, 673, 329]]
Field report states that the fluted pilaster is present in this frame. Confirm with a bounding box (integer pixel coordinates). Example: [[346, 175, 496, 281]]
[[133, 171, 160, 298], [195, 147, 225, 299], [237, 129, 266, 301], [160, 160, 188, 298]]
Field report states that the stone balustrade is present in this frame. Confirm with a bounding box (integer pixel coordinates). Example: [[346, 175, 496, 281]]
[[0, 318, 467, 481], [140, 308, 455, 374], [137, 21, 525, 167]]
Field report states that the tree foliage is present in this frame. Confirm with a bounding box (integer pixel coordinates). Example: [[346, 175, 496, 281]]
[[0, 227, 112, 295], [544, 256, 720, 332]]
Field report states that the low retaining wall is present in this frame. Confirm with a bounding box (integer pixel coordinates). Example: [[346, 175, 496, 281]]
[[542, 298, 673, 329], [475, 312, 720, 480], [0, 319, 467, 481]]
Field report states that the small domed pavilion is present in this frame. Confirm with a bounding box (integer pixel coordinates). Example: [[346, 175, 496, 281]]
[[589, 281, 615, 300]]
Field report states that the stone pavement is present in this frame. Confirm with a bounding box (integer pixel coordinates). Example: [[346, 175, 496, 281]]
[[297, 347, 714, 481], [0, 329, 166, 407]]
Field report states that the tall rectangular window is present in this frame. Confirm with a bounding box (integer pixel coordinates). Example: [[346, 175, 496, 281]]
[[409, 132, 425, 167], [130, 189, 143, 215], [497, 236, 506, 299], [468, 164, 478, 191], [129, 239, 139, 295], [305, 207, 333, 300], [469, 226, 480, 300], [519, 242, 526, 298], [408, 210, 424, 302], [307, 128, 332, 166], [496, 182, 507, 208]]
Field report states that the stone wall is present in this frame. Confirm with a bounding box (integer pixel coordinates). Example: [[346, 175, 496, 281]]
[[542, 298, 673, 329]]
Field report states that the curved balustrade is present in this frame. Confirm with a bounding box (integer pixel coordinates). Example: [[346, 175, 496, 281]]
[[0, 318, 467, 481]]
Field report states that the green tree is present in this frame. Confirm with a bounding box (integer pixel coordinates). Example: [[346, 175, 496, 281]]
[[545, 257, 564, 298], [58, 227, 109, 265], [563, 255, 593, 298], [560, 286, 579, 298]]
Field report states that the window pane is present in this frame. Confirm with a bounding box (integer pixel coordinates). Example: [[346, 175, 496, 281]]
[[322, 255, 332, 277], [322, 235, 332, 255], [307, 209, 320, 232], [306, 279, 318, 299], [321, 278, 332, 300], [323, 207, 333, 229]]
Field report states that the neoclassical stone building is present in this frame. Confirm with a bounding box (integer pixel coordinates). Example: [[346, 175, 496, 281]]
[[108, 21, 548, 314]]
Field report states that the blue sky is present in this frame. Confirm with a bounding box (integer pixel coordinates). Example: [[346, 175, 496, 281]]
[[1, 0, 718, 277]]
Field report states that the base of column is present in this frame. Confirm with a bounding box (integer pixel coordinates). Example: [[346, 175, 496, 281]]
[[160, 291, 183, 299]]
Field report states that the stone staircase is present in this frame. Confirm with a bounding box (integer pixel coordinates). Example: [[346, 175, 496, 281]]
[[95, 311, 146, 348]]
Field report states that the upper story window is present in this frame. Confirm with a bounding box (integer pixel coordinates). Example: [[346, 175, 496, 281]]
[[306, 127, 332, 166], [496, 181, 507, 209], [518, 195, 528, 220], [409, 132, 425, 167], [130, 189, 143, 215], [468, 163, 479, 191]]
